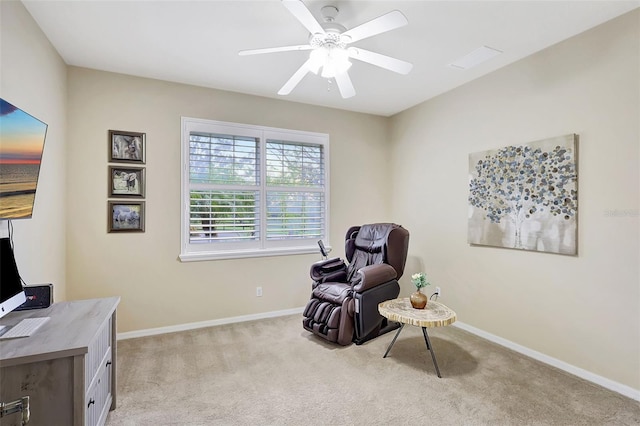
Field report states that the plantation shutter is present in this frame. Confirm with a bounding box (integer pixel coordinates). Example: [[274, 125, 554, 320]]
[[265, 140, 325, 240], [189, 133, 260, 244]]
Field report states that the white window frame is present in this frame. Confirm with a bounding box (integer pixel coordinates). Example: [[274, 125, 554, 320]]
[[180, 117, 330, 261]]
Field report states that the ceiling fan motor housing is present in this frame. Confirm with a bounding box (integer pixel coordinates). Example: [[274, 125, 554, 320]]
[[309, 30, 347, 49], [308, 5, 350, 46]]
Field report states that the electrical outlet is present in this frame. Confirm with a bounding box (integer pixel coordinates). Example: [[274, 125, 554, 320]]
[[435, 286, 441, 297], [256, 287, 263, 297]]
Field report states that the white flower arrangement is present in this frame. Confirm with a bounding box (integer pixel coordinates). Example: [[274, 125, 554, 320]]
[[411, 272, 429, 290]]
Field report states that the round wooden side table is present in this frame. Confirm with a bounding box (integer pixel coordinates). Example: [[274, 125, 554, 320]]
[[378, 297, 457, 378]]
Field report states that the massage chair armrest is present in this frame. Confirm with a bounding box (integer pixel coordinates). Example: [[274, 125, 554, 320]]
[[352, 264, 397, 293], [310, 257, 348, 284]]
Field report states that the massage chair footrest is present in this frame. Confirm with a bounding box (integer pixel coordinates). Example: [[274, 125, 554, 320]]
[[302, 299, 342, 344]]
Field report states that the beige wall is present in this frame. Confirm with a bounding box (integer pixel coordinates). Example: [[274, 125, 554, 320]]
[[0, 1, 67, 301], [389, 11, 639, 390], [66, 68, 391, 332]]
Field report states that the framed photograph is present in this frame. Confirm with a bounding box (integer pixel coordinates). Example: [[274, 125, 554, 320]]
[[109, 130, 145, 163], [108, 201, 145, 233], [109, 166, 145, 197]]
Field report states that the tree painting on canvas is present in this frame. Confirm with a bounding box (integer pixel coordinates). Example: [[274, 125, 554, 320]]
[[468, 134, 578, 255]]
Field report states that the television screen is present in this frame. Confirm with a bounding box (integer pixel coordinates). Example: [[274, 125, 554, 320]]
[[0, 98, 48, 219]]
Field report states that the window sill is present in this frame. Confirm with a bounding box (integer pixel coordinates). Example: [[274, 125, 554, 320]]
[[179, 245, 331, 262]]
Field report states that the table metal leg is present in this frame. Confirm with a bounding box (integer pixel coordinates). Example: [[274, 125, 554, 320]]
[[422, 327, 442, 378], [383, 323, 404, 358]]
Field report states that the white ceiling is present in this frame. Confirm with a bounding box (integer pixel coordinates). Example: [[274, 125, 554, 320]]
[[23, 0, 639, 117]]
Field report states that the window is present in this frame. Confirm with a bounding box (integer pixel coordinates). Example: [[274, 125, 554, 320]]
[[180, 118, 329, 261]]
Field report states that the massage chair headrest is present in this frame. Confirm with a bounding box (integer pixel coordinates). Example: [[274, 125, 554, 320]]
[[344, 223, 409, 279]]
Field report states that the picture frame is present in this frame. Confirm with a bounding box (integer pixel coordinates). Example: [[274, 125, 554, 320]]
[[109, 166, 145, 197], [109, 130, 145, 163], [108, 201, 145, 233]]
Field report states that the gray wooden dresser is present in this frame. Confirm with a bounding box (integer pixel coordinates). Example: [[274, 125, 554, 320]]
[[0, 297, 120, 426]]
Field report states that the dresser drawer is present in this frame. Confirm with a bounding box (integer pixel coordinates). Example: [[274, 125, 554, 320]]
[[86, 349, 113, 426], [85, 318, 112, 390]]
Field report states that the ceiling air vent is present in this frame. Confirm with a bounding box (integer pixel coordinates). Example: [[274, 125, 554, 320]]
[[449, 45, 502, 70]]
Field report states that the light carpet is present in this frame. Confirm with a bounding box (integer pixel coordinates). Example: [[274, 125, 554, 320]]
[[106, 314, 640, 425]]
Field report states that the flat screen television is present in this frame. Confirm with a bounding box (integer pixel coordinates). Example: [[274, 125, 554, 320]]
[[0, 237, 26, 320], [0, 98, 48, 219]]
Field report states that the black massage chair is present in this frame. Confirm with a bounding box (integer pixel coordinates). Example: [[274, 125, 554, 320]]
[[302, 223, 410, 345]]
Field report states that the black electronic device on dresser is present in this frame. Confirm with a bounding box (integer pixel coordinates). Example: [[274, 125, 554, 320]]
[[16, 284, 53, 311]]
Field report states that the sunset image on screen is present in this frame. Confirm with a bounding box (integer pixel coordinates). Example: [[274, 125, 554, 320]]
[[0, 98, 48, 219]]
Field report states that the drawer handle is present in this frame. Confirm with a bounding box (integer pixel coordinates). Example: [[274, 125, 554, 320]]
[[87, 398, 95, 408], [106, 361, 112, 367]]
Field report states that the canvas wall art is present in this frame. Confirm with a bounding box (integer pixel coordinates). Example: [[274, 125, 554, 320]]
[[468, 134, 578, 255]]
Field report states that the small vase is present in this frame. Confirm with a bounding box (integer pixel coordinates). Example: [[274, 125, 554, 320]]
[[410, 290, 428, 309]]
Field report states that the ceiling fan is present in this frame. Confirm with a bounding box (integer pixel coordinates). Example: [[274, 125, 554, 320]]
[[239, 0, 413, 99]]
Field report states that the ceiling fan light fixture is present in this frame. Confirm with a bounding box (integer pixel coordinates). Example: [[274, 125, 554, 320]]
[[321, 58, 351, 78], [308, 47, 327, 74], [309, 45, 351, 78]]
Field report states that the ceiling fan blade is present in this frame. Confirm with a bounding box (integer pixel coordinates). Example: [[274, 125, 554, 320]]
[[341, 10, 408, 43], [282, 0, 325, 35], [348, 47, 413, 75], [334, 72, 355, 99], [239, 45, 312, 56], [278, 58, 313, 96]]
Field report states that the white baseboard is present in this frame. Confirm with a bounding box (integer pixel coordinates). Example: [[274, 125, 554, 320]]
[[116, 306, 304, 340], [453, 321, 640, 402]]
